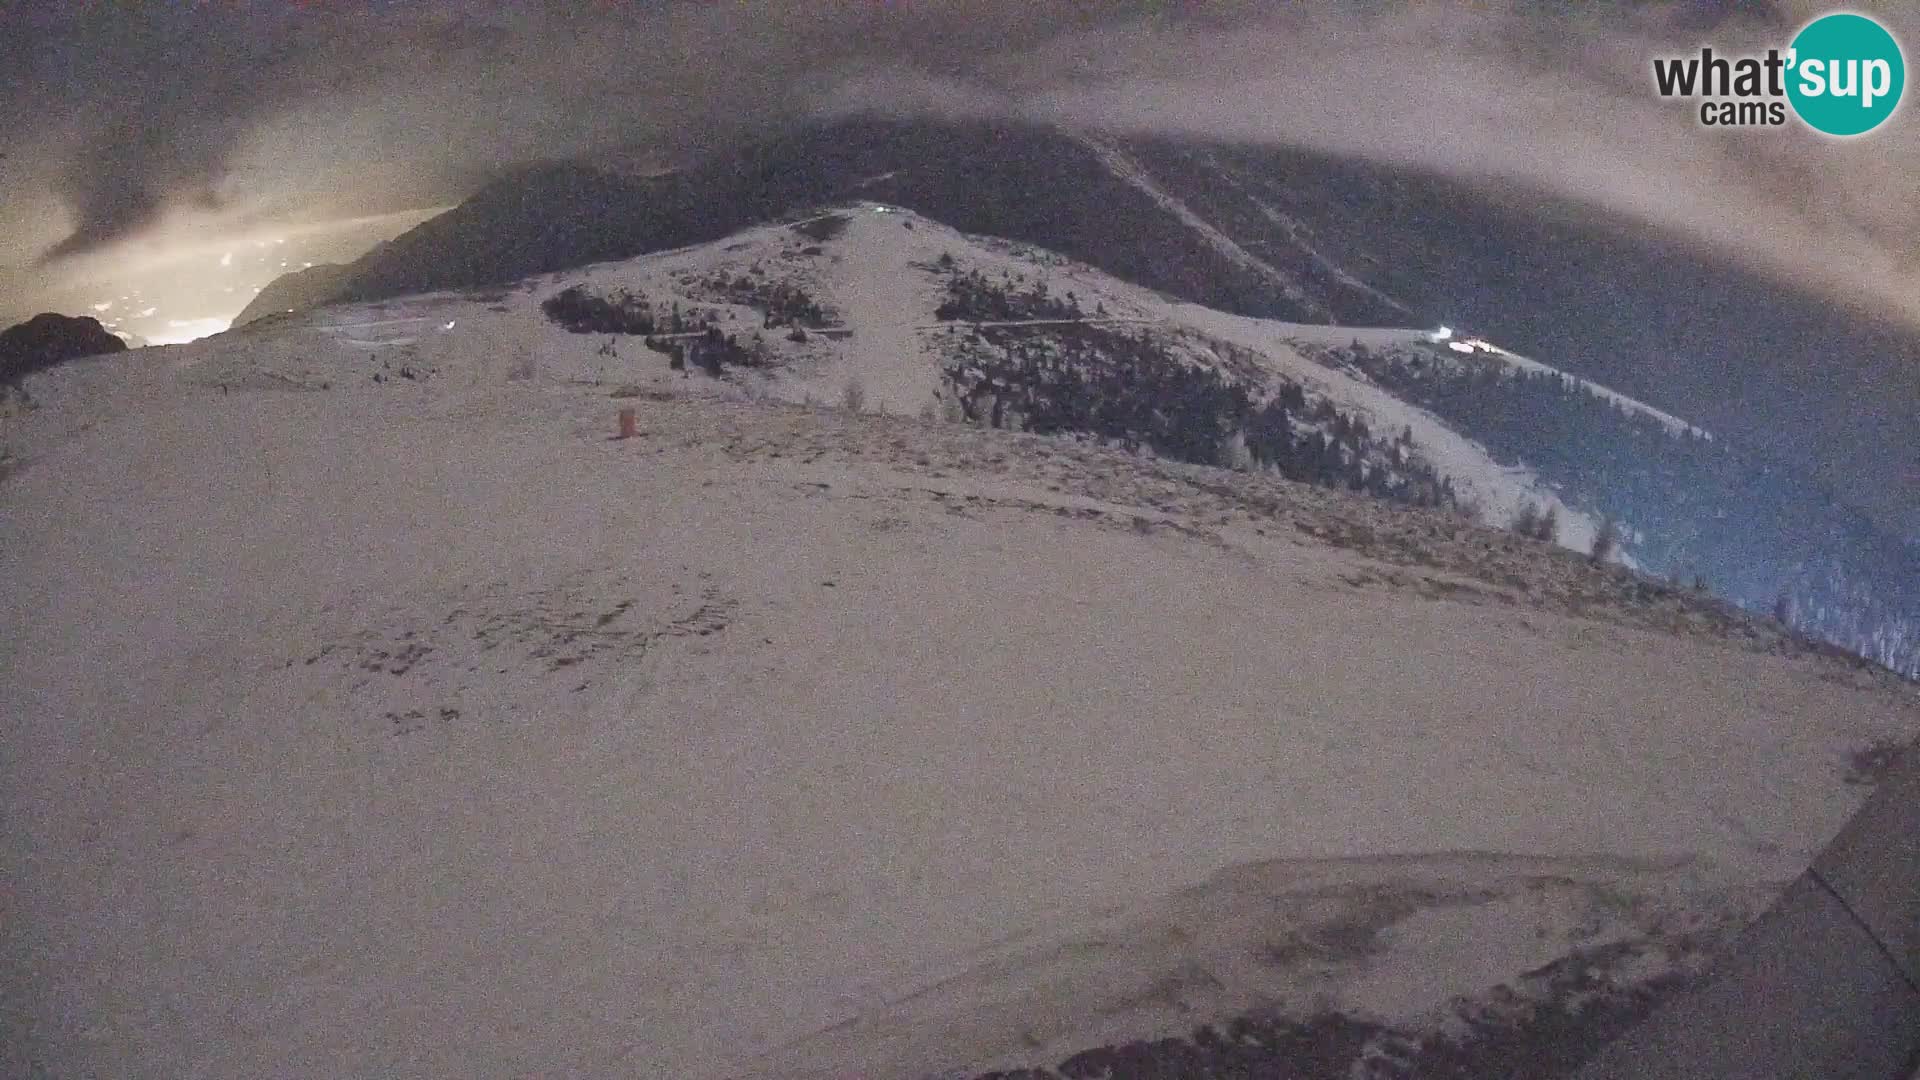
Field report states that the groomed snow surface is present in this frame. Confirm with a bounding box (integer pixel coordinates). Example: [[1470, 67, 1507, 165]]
[[4, 210, 1916, 1078]]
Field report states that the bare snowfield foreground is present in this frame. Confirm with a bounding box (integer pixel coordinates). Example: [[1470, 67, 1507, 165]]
[[3, 309, 1918, 1077]]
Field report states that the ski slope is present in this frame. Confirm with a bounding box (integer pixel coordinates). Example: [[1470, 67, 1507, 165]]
[[2, 215, 1914, 1078], [191, 207, 1585, 539], [185, 204, 1717, 557]]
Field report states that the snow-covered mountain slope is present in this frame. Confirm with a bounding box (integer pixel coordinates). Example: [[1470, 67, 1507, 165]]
[[242, 117, 1917, 559], [229, 116, 1920, 677], [3, 216, 1917, 1078], [48, 204, 1920, 675], [189, 205, 1607, 549], [1276, 323, 1712, 441], [1272, 330, 1920, 678]]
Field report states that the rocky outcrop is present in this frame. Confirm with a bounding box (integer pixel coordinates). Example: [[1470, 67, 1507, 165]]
[[0, 312, 127, 383]]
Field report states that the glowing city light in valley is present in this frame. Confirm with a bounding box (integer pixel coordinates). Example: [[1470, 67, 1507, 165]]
[[143, 318, 231, 346]]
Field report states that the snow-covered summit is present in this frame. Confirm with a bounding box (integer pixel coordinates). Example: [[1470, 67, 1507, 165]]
[[153, 203, 1621, 551]]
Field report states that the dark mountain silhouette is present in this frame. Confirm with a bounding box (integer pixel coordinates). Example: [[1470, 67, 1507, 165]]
[[234, 263, 354, 326], [262, 119, 1410, 325], [0, 312, 126, 383]]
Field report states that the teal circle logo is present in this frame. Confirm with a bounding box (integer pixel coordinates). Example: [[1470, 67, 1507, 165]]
[[1787, 12, 1905, 136]]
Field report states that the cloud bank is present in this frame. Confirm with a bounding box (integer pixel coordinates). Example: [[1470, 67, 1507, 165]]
[[2, 0, 1916, 329]]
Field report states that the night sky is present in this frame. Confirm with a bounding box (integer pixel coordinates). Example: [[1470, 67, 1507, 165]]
[[6, 1, 1915, 322]]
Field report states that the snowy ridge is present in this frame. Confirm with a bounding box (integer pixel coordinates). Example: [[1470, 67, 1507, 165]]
[[1480, 341, 1713, 441], [1165, 305, 1606, 551], [1273, 322, 1713, 441], [135, 204, 1606, 549]]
